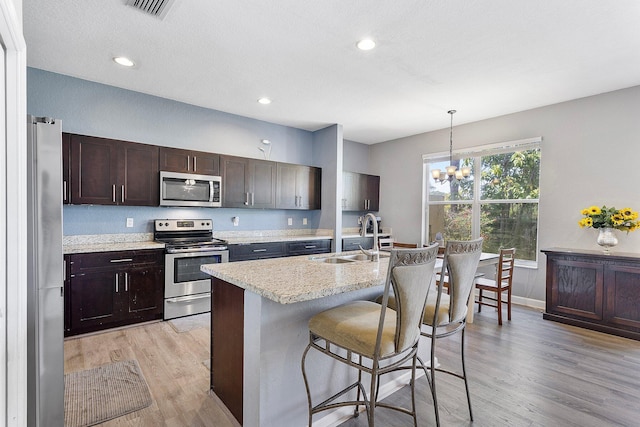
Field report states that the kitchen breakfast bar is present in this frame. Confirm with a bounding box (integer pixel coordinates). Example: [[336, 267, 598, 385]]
[[201, 252, 404, 427]]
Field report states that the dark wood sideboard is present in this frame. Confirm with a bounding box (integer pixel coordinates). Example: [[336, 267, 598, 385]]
[[542, 248, 640, 340]]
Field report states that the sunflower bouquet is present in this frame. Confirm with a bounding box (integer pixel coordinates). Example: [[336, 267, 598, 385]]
[[578, 205, 640, 232]]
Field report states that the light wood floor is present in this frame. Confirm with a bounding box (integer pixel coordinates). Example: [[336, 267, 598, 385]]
[[64, 320, 240, 427], [65, 305, 640, 427], [339, 305, 640, 427]]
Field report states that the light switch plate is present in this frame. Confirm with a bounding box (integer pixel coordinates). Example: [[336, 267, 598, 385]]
[[232, 216, 239, 226], [126, 218, 134, 227], [287, 218, 293, 226], [303, 218, 308, 225]]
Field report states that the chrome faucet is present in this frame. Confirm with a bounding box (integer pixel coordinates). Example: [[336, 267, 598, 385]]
[[359, 212, 379, 262]]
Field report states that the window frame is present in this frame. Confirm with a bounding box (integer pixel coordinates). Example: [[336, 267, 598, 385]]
[[422, 137, 541, 268]]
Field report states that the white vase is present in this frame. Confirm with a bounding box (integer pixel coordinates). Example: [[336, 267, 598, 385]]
[[596, 227, 618, 253]]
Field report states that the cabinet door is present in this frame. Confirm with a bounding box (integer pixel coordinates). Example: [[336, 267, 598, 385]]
[[604, 263, 640, 330], [547, 258, 604, 320], [276, 164, 321, 210], [221, 155, 250, 207], [122, 267, 163, 321], [159, 147, 192, 173], [62, 133, 71, 204], [118, 141, 159, 206], [365, 174, 380, 211], [69, 134, 118, 205], [191, 150, 220, 175], [69, 270, 121, 332], [297, 166, 321, 210], [249, 159, 276, 209], [342, 172, 361, 211], [159, 147, 219, 176], [276, 163, 298, 209]]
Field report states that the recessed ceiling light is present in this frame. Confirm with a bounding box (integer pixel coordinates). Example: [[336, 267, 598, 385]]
[[258, 97, 272, 105], [113, 56, 135, 67], [356, 39, 376, 51]]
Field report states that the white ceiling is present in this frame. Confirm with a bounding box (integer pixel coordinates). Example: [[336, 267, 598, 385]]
[[23, 0, 640, 144]]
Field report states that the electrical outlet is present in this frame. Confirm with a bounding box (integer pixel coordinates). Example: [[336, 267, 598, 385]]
[[232, 216, 239, 226], [126, 218, 134, 228], [303, 218, 307, 225], [287, 218, 293, 226]]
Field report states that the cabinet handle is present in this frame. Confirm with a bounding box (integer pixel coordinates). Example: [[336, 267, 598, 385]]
[[305, 245, 317, 249], [251, 192, 255, 206], [121, 185, 125, 203], [193, 156, 197, 172], [244, 192, 249, 205], [110, 258, 133, 263], [252, 248, 267, 252], [112, 184, 116, 203], [63, 181, 67, 202], [115, 273, 119, 293], [187, 155, 191, 171], [124, 272, 129, 292]]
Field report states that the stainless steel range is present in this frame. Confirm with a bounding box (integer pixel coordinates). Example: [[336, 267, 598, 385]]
[[154, 219, 228, 320]]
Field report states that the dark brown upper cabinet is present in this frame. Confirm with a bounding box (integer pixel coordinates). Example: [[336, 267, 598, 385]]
[[158, 147, 219, 176], [220, 155, 277, 209], [276, 163, 321, 210], [342, 171, 380, 212], [67, 133, 159, 206], [62, 133, 71, 204]]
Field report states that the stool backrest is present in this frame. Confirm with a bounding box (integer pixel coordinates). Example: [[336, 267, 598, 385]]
[[377, 243, 439, 354], [439, 238, 483, 323]]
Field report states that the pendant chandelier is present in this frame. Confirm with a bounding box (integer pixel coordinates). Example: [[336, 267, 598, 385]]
[[431, 110, 471, 182]]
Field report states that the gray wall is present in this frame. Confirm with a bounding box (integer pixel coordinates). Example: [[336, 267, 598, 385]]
[[27, 68, 323, 234], [371, 85, 640, 302]]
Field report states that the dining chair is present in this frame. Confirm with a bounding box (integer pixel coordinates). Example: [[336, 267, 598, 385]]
[[421, 238, 483, 427], [301, 244, 440, 427], [475, 247, 515, 325]]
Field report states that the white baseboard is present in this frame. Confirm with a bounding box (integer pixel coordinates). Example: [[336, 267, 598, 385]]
[[512, 296, 545, 311]]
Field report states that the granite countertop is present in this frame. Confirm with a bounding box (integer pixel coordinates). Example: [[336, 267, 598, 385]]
[[201, 251, 390, 304], [342, 233, 392, 239], [224, 235, 332, 245], [64, 241, 165, 254]]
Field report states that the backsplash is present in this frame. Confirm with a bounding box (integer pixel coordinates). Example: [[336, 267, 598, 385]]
[[63, 205, 322, 235]]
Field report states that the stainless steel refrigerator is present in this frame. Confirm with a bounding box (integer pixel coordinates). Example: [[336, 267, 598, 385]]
[[27, 115, 64, 426]]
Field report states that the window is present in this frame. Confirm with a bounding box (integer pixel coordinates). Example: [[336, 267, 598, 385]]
[[424, 138, 541, 265]]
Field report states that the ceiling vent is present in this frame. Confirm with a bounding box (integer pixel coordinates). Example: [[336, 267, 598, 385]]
[[126, 0, 177, 20]]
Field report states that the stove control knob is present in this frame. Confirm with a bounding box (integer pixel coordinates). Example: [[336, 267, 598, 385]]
[[165, 222, 169, 227]]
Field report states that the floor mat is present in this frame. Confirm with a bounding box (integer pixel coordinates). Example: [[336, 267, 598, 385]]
[[64, 359, 152, 427]]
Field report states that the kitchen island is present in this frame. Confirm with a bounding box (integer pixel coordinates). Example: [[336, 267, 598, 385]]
[[201, 252, 408, 427]]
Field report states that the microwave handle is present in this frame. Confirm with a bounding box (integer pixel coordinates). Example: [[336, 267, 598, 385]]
[[209, 181, 213, 202]]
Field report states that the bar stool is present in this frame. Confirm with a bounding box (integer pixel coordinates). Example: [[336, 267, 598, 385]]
[[301, 244, 440, 427], [421, 238, 483, 426]]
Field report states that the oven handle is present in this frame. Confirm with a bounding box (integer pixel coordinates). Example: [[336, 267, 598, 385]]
[[166, 294, 211, 303], [166, 247, 228, 254]]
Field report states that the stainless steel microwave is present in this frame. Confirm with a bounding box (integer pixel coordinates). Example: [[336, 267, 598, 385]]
[[160, 171, 222, 207]]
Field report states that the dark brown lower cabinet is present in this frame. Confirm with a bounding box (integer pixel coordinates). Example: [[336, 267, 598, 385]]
[[65, 249, 164, 336], [542, 247, 640, 340]]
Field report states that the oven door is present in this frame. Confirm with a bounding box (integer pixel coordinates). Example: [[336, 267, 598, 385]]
[[165, 250, 229, 298], [164, 249, 228, 320]]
